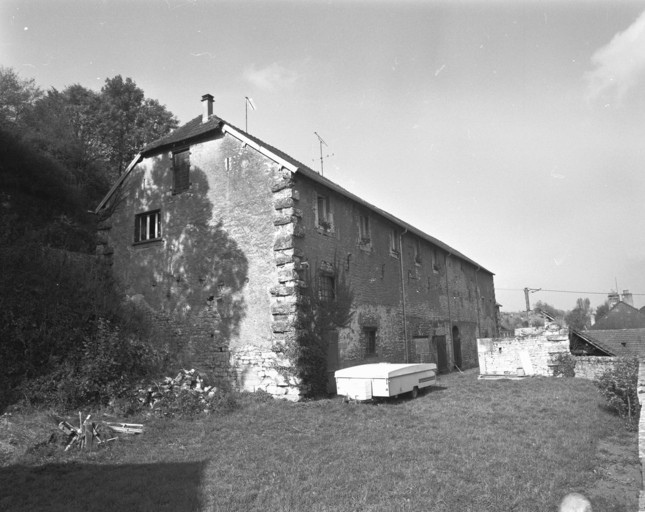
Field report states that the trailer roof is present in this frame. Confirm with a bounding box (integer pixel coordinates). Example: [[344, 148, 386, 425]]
[[335, 363, 437, 380]]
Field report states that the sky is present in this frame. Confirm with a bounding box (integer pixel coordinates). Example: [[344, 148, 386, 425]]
[[2, 0, 645, 312]]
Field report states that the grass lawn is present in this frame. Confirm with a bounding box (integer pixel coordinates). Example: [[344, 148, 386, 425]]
[[0, 370, 638, 511]]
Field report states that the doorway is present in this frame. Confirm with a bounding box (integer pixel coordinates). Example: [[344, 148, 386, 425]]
[[433, 335, 449, 373], [452, 326, 462, 369], [325, 330, 339, 394]]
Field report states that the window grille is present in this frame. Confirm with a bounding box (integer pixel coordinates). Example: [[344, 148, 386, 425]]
[[134, 210, 161, 243]]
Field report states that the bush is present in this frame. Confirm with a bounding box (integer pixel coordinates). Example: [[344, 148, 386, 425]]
[[595, 357, 640, 429], [552, 352, 576, 378], [0, 242, 171, 410], [20, 318, 168, 409]]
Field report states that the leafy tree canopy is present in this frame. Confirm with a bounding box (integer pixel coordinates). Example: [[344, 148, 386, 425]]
[[594, 300, 612, 322], [0, 67, 42, 129], [565, 297, 592, 331]]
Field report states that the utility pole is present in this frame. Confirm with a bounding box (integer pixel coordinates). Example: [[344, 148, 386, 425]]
[[523, 287, 541, 312]]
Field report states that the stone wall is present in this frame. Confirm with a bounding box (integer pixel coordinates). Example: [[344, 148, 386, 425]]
[[478, 330, 626, 380], [293, 172, 498, 373], [573, 356, 621, 380], [99, 130, 297, 395], [478, 332, 569, 377]]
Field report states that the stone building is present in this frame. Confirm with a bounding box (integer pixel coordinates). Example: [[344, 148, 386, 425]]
[[95, 94, 497, 397]]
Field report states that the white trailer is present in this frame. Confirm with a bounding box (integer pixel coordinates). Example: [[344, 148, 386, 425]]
[[335, 363, 437, 401]]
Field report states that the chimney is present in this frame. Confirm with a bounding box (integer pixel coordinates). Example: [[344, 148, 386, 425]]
[[201, 94, 214, 123], [608, 291, 620, 308], [622, 289, 634, 306]]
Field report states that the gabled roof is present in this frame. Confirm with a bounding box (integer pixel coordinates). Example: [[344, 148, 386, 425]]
[[142, 115, 223, 154], [571, 328, 645, 357], [95, 112, 493, 275], [591, 301, 645, 330]]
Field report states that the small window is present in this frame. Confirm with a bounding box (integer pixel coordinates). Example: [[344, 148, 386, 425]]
[[389, 229, 399, 256], [318, 275, 335, 302], [316, 194, 333, 230], [359, 214, 371, 243], [432, 250, 440, 274], [365, 329, 376, 356], [173, 149, 190, 193], [135, 210, 161, 243], [414, 239, 422, 265]]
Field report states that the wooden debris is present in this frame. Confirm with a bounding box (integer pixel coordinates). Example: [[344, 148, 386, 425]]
[[57, 413, 104, 451], [106, 422, 144, 435], [137, 368, 217, 411]]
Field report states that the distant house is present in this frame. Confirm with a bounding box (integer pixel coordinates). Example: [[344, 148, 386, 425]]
[[94, 94, 498, 397], [569, 328, 645, 357], [591, 301, 645, 330]]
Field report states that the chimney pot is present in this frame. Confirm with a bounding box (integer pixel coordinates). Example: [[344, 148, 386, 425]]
[[201, 94, 214, 123]]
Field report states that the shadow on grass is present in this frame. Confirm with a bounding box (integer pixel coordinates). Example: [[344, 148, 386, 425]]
[[0, 460, 208, 512]]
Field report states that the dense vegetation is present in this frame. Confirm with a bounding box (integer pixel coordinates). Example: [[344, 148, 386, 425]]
[[0, 68, 178, 410]]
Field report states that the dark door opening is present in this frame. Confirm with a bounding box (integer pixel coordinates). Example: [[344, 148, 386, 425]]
[[325, 330, 339, 394], [433, 335, 449, 373], [452, 325, 462, 369]]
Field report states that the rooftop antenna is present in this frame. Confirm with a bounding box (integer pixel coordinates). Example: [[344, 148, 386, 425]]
[[313, 131, 333, 176], [245, 96, 256, 132]]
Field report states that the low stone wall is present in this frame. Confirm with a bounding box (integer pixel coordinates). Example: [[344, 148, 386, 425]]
[[477, 334, 569, 377], [573, 356, 621, 380], [478, 334, 625, 381]]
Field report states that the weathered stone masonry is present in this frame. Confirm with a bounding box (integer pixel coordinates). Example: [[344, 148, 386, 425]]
[[96, 102, 498, 397]]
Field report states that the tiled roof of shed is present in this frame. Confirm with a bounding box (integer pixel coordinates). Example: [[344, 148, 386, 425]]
[[572, 328, 645, 357], [103, 113, 493, 275]]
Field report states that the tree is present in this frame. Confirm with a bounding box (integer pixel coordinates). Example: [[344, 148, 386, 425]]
[[0, 67, 42, 130], [565, 297, 592, 331], [98, 76, 178, 177], [594, 300, 611, 323], [26, 85, 109, 202], [533, 300, 565, 320]]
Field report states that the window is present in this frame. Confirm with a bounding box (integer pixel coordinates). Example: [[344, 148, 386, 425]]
[[318, 275, 335, 302], [173, 149, 190, 193], [414, 239, 422, 265], [389, 229, 399, 256], [135, 210, 161, 243], [358, 214, 371, 243], [316, 194, 333, 230], [365, 329, 376, 356]]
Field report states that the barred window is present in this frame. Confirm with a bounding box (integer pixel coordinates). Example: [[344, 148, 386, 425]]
[[135, 210, 161, 243], [414, 238, 422, 265], [318, 275, 335, 302], [359, 214, 370, 243], [389, 229, 399, 256]]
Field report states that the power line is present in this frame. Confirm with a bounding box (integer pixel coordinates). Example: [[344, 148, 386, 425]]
[[496, 287, 645, 296]]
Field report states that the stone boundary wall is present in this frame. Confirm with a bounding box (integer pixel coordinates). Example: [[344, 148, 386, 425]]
[[637, 360, 645, 511], [477, 334, 569, 377], [573, 356, 621, 380], [477, 335, 626, 381]]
